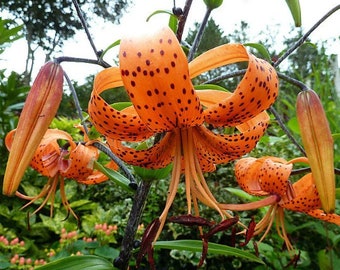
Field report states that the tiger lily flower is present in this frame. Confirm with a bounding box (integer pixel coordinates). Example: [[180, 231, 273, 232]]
[[225, 156, 340, 253], [5, 128, 116, 220], [88, 25, 278, 260], [3, 61, 63, 196]]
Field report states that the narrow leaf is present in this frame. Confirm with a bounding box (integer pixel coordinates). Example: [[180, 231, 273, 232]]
[[93, 161, 135, 193], [154, 240, 264, 264], [36, 255, 115, 270], [244, 43, 272, 62], [285, 0, 302, 27]]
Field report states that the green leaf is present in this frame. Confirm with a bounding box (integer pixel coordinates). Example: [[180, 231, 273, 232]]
[[111, 101, 132, 111], [168, 12, 178, 33], [146, 10, 174, 22], [93, 161, 135, 193], [36, 255, 115, 270], [69, 199, 98, 211], [336, 188, 340, 200], [332, 133, 340, 141], [225, 187, 258, 202], [203, 0, 224, 10], [318, 249, 334, 270], [194, 84, 229, 92], [133, 164, 172, 181], [287, 116, 300, 134], [154, 240, 264, 264], [94, 246, 119, 260], [100, 39, 120, 60], [244, 43, 271, 62], [285, 0, 302, 27]]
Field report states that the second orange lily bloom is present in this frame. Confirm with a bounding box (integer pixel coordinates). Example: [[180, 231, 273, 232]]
[[5, 128, 116, 220], [224, 156, 340, 253]]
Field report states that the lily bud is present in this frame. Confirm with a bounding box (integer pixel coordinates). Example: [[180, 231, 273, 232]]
[[203, 0, 223, 10], [3, 61, 63, 196], [296, 89, 335, 213]]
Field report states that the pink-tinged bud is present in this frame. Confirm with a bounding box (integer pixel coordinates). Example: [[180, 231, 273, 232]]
[[10, 255, 18, 264], [3, 61, 63, 195], [19, 257, 25, 265], [10, 237, 19, 245], [296, 89, 335, 213]]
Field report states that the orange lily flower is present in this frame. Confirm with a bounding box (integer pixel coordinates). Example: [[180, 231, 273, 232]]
[[5, 128, 115, 220], [225, 156, 340, 253], [3, 61, 63, 196], [88, 26, 278, 250]]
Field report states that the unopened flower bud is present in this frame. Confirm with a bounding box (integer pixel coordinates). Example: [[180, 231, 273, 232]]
[[3, 61, 63, 195], [296, 89, 335, 213], [203, 0, 223, 9]]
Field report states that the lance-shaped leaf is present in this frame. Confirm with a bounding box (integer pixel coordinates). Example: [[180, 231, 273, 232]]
[[296, 89, 335, 213], [3, 61, 63, 196], [285, 0, 302, 27]]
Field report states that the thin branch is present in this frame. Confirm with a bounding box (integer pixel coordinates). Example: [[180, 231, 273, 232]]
[[291, 167, 340, 176], [71, 0, 100, 59], [187, 7, 212, 62], [114, 181, 152, 270], [91, 141, 137, 189], [55, 56, 110, 68], [176, 0, 193, 42], [204, 69, 247, 84], [268, 107, 306, 156], [63, 71, 89, 134], [274, 4, 340, 67], [277, 72, 309, 91]]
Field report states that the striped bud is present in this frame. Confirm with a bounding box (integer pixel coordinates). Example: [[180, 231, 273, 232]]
[[3, 61, 63, 195], [296, 89, 335, 213]]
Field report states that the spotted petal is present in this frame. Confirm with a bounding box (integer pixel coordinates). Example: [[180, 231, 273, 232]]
[[279, 173, 321, 212], [60, 143, 99, 181], [192, 111, 269, 171], [88, 67, 154, 141], [306, 209, 340, 225], [119, 26, 204, 132], [107, 131, 177, 169], [257, 158, 293, 197], [190, 45, 278, 126], [234, 157, 270, 196]]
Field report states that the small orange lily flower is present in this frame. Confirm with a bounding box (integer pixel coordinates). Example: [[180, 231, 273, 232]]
[[3, 61, 63, 196], [5, 128, 115, 220], [225, 156, 340, 253], [88, 26, 278, 255]]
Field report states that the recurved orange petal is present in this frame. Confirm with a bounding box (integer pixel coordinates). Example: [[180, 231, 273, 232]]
[[192, 111, 269, 169], [306, 209, 340, 225], [78, 160, 117, 185], [107, 131, 177, 169], [234, 157, 269, 196], [189, 44, 249, 79], [119, 26, 204, 132], [279, 173, 321, 212], [196, 89, 231, 108], [88, 67, 154, 141], [60, 143, 98, 181], [199, 47, 278, 127], [257, 158, 293, 197]]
